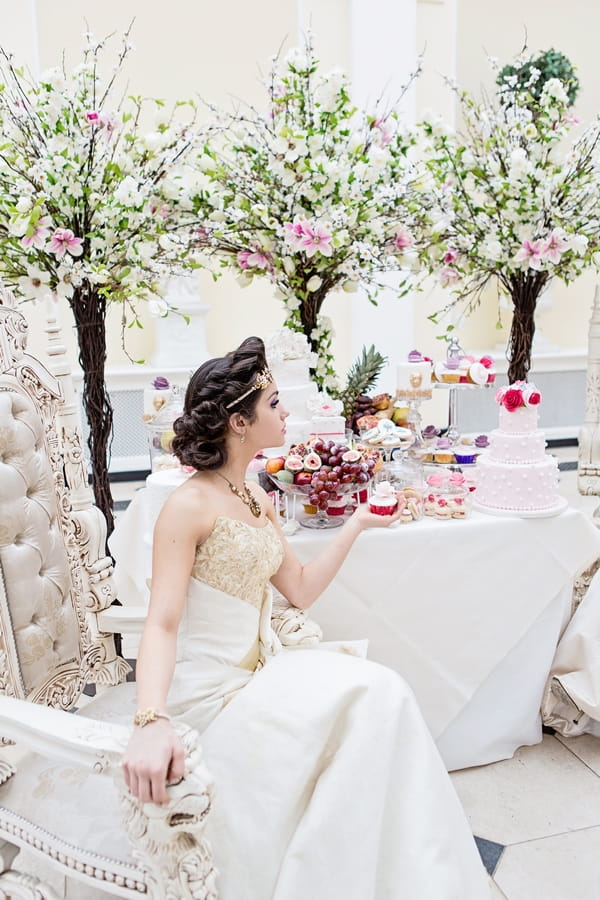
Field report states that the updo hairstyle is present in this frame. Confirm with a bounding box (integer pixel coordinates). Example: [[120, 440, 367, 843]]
[[171, 336, 268, 471]]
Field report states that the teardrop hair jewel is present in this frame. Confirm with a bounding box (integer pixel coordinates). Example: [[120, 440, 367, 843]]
[[225, 367, 273, 409], [215, 472, 262, 518]]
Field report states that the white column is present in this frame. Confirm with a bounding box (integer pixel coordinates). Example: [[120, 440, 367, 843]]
[[0, 0, 40, 72], [348, 0, 418, 388], [151, 273, 210, 371]]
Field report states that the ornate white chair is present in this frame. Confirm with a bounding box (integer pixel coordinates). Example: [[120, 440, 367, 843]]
[[0, 286, 322, 898], [0, 287, 217, 899]]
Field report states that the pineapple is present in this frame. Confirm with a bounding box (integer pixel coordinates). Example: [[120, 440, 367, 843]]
[[337, 345, 387, 422]]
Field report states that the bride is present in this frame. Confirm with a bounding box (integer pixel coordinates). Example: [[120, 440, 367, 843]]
[[123, 336, 489, 899]]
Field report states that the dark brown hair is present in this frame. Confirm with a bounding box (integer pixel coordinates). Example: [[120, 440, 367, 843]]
[[171, 336, 268, 470]]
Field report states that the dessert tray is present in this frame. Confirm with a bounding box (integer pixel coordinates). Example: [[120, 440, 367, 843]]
[[268, 475, 369, 530]]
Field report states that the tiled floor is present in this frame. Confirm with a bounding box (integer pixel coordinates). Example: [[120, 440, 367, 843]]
[[13, 448, 600, 898]]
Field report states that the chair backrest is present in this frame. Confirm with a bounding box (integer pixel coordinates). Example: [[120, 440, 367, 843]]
[[0, 284, 128, 707]]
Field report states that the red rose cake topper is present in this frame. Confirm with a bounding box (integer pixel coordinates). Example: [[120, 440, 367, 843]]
[[495, 382, 541, 411]]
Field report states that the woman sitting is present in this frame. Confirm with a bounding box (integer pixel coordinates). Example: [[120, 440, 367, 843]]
[[123, 336, 489, 899]]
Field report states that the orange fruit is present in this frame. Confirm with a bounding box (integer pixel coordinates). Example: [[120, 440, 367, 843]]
[[265, 456, 286, 474]]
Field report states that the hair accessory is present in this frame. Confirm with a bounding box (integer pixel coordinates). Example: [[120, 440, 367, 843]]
[[133, 708, 172, 728], [225, 366, 273, 409]]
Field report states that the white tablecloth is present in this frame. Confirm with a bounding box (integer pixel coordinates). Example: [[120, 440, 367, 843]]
[[110, 471, 600, 770]]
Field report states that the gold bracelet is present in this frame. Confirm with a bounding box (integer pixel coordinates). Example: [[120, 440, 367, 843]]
[[133, 708, 171, 728]]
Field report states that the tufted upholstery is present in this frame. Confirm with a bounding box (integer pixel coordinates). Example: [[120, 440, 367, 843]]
[[0, 389, 79, 697], [0, 289, 219, 900]]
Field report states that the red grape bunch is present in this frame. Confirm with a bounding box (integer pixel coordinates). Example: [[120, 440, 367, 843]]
[[306, 439, 378, 512]]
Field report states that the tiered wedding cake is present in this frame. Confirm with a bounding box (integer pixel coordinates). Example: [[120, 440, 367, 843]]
[[475, 383, 561, 513], [264, 329, 319, 450]]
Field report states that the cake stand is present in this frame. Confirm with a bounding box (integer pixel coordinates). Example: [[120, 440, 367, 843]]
[[432, 337, 493, 444], [472, 497, 568, 518], [358, 425, 415, 464], [433, 382, 492, 445]]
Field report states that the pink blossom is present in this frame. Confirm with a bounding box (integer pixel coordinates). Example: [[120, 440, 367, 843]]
[[98, 112, 119, 133], [21, 215, 52, 250], [443, 248, 459, 265], [48, 228, 84, 260], [86, 110, 99, 123], [299, 222, 333, 258], [515, 239, 547, 271], [237, 248, 269, 270], [283, 219, 309, 250], [439, 266, 459, 287], [394, 228, 415, 251], [193, 226, 209, 244], [372, 116, 393, 146], [149, 201, 170, 219], [542, 229, 569, 265]]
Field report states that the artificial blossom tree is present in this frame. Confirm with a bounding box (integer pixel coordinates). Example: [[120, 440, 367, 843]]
[[0, 29, 202, 535], [421, 58, 600, 382], [190, 38, 430, 391]]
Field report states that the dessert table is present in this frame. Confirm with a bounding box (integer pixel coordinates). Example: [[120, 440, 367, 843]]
[[109, 470, 600, 771]]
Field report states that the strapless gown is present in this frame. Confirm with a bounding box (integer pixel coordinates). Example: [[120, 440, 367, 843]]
[[167, 516, 488, 900]]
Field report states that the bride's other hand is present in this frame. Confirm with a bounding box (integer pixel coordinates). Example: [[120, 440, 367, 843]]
[[122, 720, 185, 805]]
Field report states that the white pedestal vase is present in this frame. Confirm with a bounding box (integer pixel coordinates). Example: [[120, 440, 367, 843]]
[[151, 273, 210, 372]]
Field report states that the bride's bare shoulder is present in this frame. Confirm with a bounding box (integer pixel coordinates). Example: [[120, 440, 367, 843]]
[[156, 473, 218, 541]]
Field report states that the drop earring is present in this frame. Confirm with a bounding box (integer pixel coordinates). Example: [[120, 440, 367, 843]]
[[240, 433, 246, 444]]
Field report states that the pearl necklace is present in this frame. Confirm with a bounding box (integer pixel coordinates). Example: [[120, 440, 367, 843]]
[[215, 472, 262, 518]]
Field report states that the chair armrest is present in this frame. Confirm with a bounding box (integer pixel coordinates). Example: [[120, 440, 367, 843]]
[[0, 696, 218, 899], [0, 695, 130, 771], [98, 604, 148, 635]]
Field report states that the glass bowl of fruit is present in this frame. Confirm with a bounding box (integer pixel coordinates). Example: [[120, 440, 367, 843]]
[[266, 439, 380, 529]]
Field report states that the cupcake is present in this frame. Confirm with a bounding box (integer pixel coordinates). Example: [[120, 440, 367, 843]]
[[422, 424, 440, 444], [434, 437, 454, 464], [441, 357, 461, 384], [368, 481, 399, 516], [419, 424, 440, 461], [474, 434, 489, 451], [454, 438, 476, 465], [327, 495, 348, 517]]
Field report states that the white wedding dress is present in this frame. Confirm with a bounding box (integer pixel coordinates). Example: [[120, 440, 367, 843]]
[[167, 516, 489, 900]]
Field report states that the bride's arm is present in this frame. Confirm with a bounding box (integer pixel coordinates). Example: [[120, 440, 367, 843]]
[[122, 488, 212, 804], [260, 485, 403, 610]]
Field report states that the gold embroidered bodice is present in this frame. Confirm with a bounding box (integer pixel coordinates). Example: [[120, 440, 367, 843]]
[[191, 517, 284, 610]]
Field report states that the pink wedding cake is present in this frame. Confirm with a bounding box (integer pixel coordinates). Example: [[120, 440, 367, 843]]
[[475, 383, 560, 513]]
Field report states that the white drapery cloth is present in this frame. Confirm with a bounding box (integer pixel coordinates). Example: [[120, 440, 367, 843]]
[[542, 567, 600, 737]]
